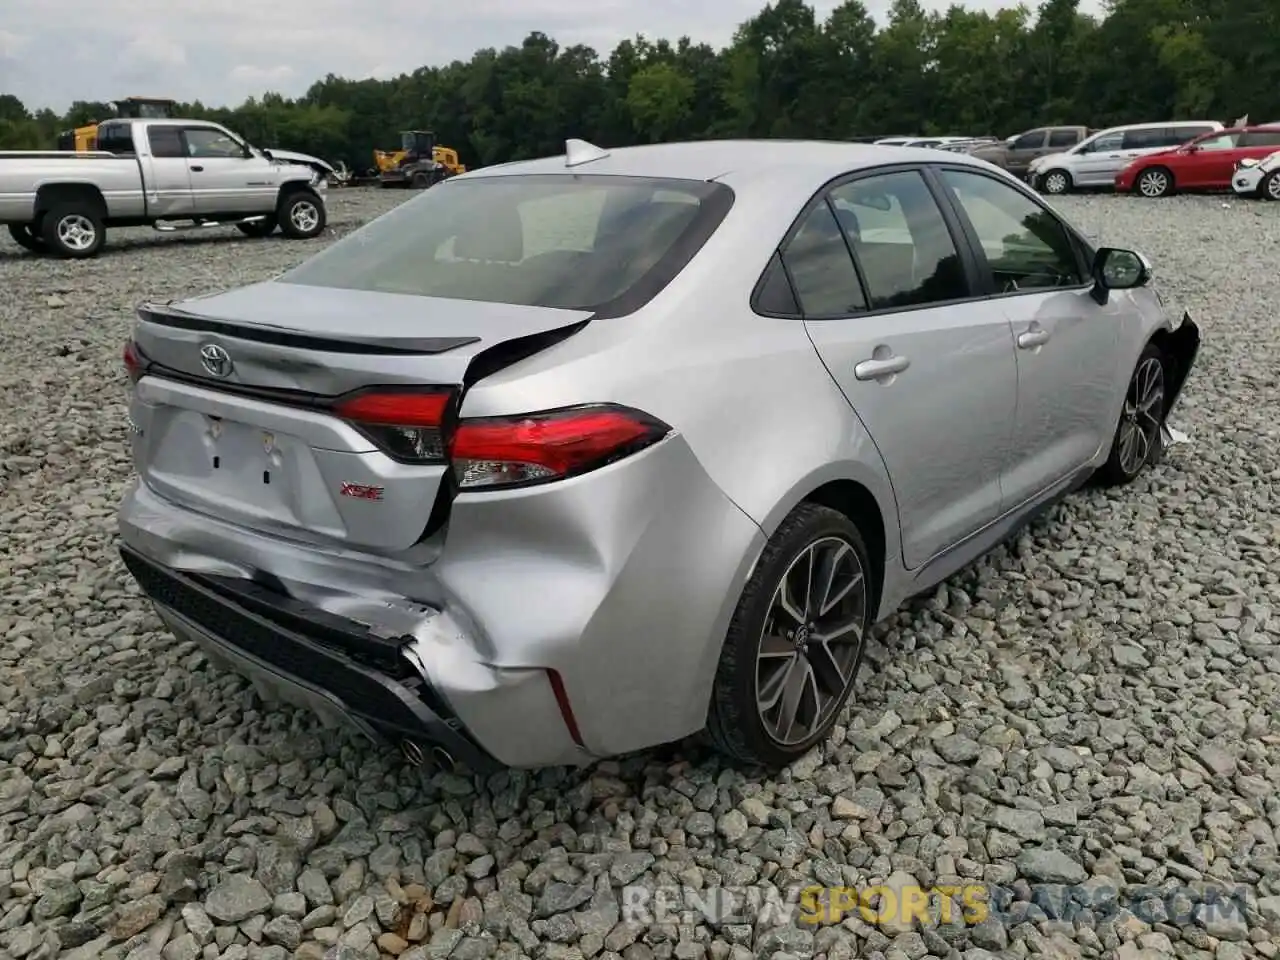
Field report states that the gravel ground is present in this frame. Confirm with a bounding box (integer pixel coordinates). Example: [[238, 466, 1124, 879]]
[[1, 188, 1279, 960]]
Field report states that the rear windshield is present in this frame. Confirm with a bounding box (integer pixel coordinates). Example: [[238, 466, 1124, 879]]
[[280, 174, 734, 313]]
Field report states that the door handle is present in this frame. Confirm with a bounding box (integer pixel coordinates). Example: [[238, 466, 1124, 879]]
[[854, 354, 910, 381], [1017, 328, 1051, 349], [190, 165, 204, 172]]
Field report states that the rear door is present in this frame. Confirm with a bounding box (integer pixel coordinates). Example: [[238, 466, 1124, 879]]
[[796, 167, 1019, 569], [141, 125, 194, 217]]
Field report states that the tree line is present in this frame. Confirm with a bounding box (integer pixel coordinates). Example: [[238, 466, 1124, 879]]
[[1, 0, 1274, 171]]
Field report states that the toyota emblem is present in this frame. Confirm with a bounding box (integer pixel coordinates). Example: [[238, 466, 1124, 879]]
[[199, 343, 233, 378]]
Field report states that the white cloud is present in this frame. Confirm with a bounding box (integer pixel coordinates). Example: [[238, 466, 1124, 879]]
[[229, 64, 296, 87], [0, 29, 28, 58], [1, 0, 1107, 112]]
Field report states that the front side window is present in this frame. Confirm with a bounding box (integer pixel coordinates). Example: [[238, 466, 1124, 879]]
[[1121, 129, 1163, 150], [184, 128, 246, 159], [281, 175, 731, 313], [1011, 131, 1046, 151], [830, 170, 969, 311], [940, 169, 1083, 293], [1087, 131, 1125, 152], [1048, 130, 1078, 148], [1195, 133, 1241, 151]]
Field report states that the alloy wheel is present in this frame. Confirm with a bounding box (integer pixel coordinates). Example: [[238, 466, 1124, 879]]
[[56, 214, 97, 251], [290, 201, 320, 234], [1118, 356, 1165, 476], [755, 536, 867, 746], [1044, 172, 1068, 194], [1139, 170, 1169, 198], [1266, 172, 1280, 201]]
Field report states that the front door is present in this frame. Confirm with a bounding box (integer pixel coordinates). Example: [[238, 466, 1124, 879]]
[[795, 168, 1019, 569], [1176, 131, 1244, 188], [1072, 130, 1126, 186], [934, 167, 1118, 507], [182, 126, 277, 215], [1005, 130, 1048, 176]]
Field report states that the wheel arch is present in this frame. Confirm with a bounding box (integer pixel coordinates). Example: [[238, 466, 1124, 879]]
[[1148, 314, 1201, 417], [35, 183, 107, 220]]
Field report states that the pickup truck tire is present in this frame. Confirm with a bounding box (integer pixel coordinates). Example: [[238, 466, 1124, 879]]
[[41, 203, 105, 259], [7, 224, 46, 253], [277, 191, 326, 240], [237, 218, 278, 238]]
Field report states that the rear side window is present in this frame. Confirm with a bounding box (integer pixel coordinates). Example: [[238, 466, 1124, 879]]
[[281, 175, 733, 314], [147, 126, 185, 158], [779, 203, 867, 317]]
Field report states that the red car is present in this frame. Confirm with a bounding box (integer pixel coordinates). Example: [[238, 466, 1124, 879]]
[[1115, 124, 1280, 197]]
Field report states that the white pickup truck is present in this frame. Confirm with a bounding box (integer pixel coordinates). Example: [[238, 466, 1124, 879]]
[[0, 117, 328, 258]]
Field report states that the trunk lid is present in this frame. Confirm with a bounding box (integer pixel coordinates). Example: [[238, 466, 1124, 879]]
[[128, 281, 591, 554]]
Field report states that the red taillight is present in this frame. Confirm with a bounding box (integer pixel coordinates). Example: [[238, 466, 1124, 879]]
[[123, 339, 144, 383], [448, 404, 670, 490], [332, 388, 454, 463]]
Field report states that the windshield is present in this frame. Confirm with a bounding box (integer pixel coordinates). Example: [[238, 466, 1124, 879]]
[[280, 174, 734, 312]]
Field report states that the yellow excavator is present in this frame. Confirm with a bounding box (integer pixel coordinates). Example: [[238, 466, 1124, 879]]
[[374, 130, 467, 188], [57, 97, 178, 151]]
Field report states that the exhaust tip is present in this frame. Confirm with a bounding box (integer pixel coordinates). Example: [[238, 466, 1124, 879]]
[[400, 739, 427, 767]]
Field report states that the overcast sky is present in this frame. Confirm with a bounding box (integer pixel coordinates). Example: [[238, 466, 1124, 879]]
[[1, 0, 1103, 114]]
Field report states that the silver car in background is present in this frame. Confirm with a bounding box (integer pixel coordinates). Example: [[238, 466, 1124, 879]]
[[117, 139, 1200, 771], [1028, 120, 1223, 195]]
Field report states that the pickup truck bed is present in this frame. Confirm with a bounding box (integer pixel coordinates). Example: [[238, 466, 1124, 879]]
[[1, 117, 328, 259]]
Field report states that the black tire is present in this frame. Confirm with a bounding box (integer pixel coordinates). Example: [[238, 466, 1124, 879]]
[[1095, 342, 1168, 487], [237, 218, 277, 238], [40, 203, 105, 259], [411, 172, 431, 189], [1041, 169, 1071, 195], [705, 503, 874, 767], [276, 191, 327, 239], [7, 223, 46, 253], [1135, 166, 1173, 198], [1261, 170, 1280, 202]]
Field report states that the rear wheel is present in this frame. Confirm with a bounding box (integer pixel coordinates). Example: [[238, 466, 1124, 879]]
[[277, 192, 326, 239], [237, 217, 277, 238], [1041, 170, 1071, 195], [40, 203, 105, 259], [1136, 167, 1173, 198], [411, 171, 431, 189], [1095, 342, 1167, 487], [706, 503, 873, 767], [1262, 170, 1280, 201], [7, 223, 46, 253]]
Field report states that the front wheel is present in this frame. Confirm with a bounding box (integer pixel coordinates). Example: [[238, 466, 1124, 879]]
[[7, 223, 46, 253], [277, 192, 327, 239], [1095, 342, 1167, 487], [1262, 170, 1280, 202], [1136, 167, 1173, 198], [1041, 170, 1071, 195], [705, 503, 873, 767]]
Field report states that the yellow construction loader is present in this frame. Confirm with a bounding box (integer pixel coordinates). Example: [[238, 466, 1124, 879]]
[[57, 97, 178, 151], [374, 131, 467, 188]]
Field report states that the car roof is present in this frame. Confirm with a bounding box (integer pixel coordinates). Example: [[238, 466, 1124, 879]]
[[1096, 120, 1221, 132], [458, 139, 998, 189]]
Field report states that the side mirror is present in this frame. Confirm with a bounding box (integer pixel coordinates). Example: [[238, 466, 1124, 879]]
[[260, 148, 273, 161], [1090, 247, 1150, 304]]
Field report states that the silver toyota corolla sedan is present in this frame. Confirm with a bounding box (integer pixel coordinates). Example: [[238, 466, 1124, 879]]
[[117, 138, 1200, 772]]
